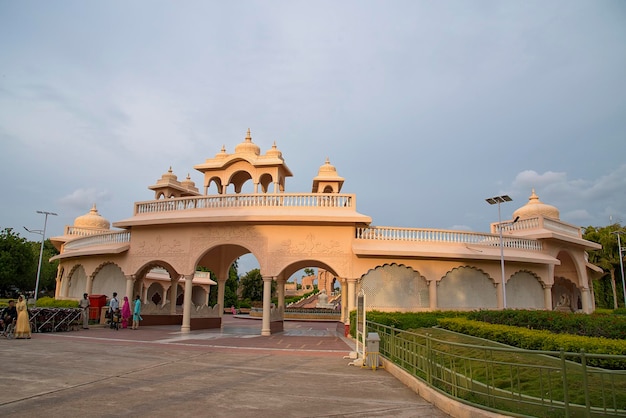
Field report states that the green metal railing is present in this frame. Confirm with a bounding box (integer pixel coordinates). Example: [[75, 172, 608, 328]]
[[363, 321, 626, 417]]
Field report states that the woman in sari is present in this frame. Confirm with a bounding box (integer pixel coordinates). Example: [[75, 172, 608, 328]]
[[15, 295, 31, 339], [121, 296, 131, 329]]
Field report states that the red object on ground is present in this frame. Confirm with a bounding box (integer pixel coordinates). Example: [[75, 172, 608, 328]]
[[88, 294, 107, 320]]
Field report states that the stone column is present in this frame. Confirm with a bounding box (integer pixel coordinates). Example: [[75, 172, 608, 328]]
[[346, 278, 357, 321], [217, 276, 227, 318], [169, 279, 178, 314], [581, 287, 590, 313], [339, 278, 347, 323], [85, 275, 94, 296], [496, 283, 504, 309], [181, 274, 194, 334], [276, 278, 286, 310], [262, 276, 273, 336], [428, 279, 438, 310], [125, 275, 135, 300], [543, 284, 553, 311]]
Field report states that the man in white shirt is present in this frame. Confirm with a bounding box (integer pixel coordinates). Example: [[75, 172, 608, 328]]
[[109, 292, 119, 329]]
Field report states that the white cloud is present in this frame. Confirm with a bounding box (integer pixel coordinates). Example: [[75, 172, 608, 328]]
[[58, 188, 112, 212]]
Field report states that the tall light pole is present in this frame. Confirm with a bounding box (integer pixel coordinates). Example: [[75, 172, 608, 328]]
[[612, 230, 626, 308], [24, 210, 57, 303], [486, 195, 512, 309]]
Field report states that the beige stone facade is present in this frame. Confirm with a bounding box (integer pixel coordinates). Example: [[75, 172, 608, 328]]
[[50, 130, 602, 335]]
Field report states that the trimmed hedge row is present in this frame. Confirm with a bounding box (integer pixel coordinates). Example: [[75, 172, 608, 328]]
[[466, 309, 626, 339], [34, 297, 79, 308], [438, 317, 626, 369]]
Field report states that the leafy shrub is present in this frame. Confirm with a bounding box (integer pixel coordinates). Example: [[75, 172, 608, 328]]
[[349, 310, 468, 337], [467, 309, 626, 340], [35, 297, 79, 308], [438, 318, 626, 369]]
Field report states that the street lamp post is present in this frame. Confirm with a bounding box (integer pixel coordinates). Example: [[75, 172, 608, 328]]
[[612, 231, 626, 308], [486, 195, 512, 309], [24, 210, 57, 303]]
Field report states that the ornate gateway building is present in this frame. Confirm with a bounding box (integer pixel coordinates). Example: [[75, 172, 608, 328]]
[[50, 130, 602, 335]]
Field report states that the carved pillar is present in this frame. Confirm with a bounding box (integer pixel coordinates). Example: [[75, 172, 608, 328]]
[[340, 278, 347, 323], [262, 276, 273, 336], [169, 279, 178, 315], [496, 283, 504, 309], [125, 275, 135, 300], [276, 277, 286, 311], [181, 274, 194, 334], [217, 276, 227, 318], [54, 266, 62, 299], [543, 284, 553, 311], [581, 287, 590, 313], [428, 279, 438, 310], [141, 283, 148, 304], [346, 278, 357, 322], [86, 275, 94, 296]]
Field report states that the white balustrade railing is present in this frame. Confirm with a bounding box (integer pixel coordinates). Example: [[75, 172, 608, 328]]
[[134, 193, 355, 215], [65, 226, 110, 236], [496, 216, 581, 238], [64, 231, 131, 250], [356, 226, 542, 250]]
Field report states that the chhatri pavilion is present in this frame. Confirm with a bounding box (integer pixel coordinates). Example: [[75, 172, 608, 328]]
[[50, 129, 602, 335]]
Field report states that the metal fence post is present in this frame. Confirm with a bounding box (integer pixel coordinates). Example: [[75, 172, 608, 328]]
[[580, 349, 591, 416], [560, 349, 570, 418]]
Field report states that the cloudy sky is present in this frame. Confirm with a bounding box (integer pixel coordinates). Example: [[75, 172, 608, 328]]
[[1, 1, 625, 257]]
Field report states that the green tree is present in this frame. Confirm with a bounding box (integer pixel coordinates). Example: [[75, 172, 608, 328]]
[[583, 224, 625, 309], [205, 260, 240, 308], [239, 268, 275, 302], [0, 228, 35, 295]]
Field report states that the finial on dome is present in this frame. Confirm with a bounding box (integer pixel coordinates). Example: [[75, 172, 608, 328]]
[[325, 157, 330, 164], [168, 166, 173, 173], [246, 128, 252, 142]]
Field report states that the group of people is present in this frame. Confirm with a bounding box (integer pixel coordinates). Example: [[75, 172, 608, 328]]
[[1, 295, 32, 339], [80, 292, 142, 330]]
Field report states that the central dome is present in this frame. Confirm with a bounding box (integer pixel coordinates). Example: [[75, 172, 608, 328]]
[[513, 189, 560, 220], [234, 128, 260, 155], [74, 204, 111, 230]]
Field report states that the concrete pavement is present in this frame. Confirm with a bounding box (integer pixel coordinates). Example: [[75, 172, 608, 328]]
[[0, 316, 450, 417]]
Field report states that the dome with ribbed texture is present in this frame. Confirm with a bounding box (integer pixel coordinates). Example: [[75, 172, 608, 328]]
[[74, 204, 110, 230], [513, 189, 560, 220], [234, 128, 260, 155], [265, 142, 283, 159]]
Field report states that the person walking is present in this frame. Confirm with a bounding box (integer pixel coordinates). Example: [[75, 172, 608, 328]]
[[79, 293, 90, 329], [132, 295, 142, 330], [14, 295, 31, 339], [121, 296, 131, 329], [108, 292, 119, 329]]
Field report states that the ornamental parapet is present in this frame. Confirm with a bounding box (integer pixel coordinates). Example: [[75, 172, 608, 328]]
[[63, 230, 131, 251], [495, 216, 582, 238], [356, 226, 542, 251], [134, 193, 355, 215]]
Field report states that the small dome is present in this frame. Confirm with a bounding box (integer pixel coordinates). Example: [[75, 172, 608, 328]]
[[214, 145, 228, 159], [181, 173, 197, 191], [156, 167, 178, 185], [513, 189, 560, 220], [234, 128, 260, 155], [74, 204, 110, 230], [316, 158, 340, 178], [266, 141, 283, 159]]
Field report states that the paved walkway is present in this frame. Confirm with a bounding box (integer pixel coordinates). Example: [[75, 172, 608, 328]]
[[0, 317, 450, 417]]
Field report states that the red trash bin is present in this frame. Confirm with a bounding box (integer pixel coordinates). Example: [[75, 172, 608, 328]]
[[88, 294, 107, 320]]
